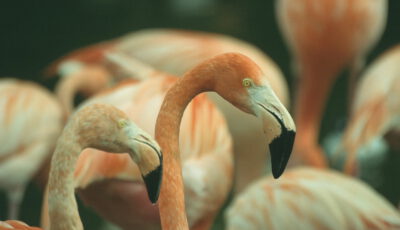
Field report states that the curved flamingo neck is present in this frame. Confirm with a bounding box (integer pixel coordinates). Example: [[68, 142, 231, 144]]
[[55, 73, 81, 116], [294, 64, 339, 167], [155, 74, 211, 230], [47, 121, 84, 230]]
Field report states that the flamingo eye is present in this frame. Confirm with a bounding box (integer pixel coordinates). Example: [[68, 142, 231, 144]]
[[118, 119, 129, 129], [242, 78, 253, 87]]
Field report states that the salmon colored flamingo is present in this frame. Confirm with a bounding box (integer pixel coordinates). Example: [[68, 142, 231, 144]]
[[47, 28, 291, 193], [342, 44, 400, 174], [276, 0, 387, 167], [0, 78, 63, 219], [153, 52, 295, 229], [42, 77, 234, 230], [42, 52, 295, 230], [225, 167, 400, 230], [3, 103, 162, 230]]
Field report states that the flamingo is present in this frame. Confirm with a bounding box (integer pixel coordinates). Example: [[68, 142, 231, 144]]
[[276, 0, 387, 167], [0, 78, 63, 219], [225, 167, 400, 230], [47, 28, 290, 193], [41, 66, 234, 229], [1, 103, 162, 230], [152, 52, 295, 229], [341, 44, 400, 174], [42, 52, 295, 230]]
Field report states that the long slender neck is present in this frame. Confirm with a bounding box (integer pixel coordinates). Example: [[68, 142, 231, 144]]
[[294, 63, 338, 167], [155, 72, 211, 230], [55, 66, 111, 116], [47, 121, 84, 230], [55, 73, 81, 116]]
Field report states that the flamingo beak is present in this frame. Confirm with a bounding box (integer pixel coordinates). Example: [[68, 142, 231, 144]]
[[142, 154, 162, 204], [132, 137, 163, 204], [257, 102, 296, 178], [267, 111, 295, 178]]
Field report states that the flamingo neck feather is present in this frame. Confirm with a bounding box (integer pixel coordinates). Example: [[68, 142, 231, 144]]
[[47, 121, 84, 230]]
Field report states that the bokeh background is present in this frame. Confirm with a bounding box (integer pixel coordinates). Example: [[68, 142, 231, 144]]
[[1, 0, 400, 229]]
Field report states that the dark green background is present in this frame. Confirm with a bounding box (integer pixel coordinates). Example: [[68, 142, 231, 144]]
[[1, 0, 399, 229]]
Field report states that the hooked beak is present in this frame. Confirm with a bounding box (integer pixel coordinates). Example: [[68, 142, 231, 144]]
[[257, 103, 296, 178], [132, 137, 163, 204]]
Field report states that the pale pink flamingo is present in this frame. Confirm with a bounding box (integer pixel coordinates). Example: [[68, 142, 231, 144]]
[[276, 0, 387, 167], [42, 52, 295, 230], [42, 74, 233, 229], [1, 103, 162, 230], [342, 44, 400, 174], [225, 167, 400, 230], [0, 78, 63, 219], [47, 28, 290, 193]]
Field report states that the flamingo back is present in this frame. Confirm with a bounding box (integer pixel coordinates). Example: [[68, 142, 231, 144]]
[[0, 79, 63, 157], [0, 79, 63, 188], [68, 77, 233, 227], [109, 29, 289, 107], [226, 167, 400, 230], [344, 45, 400, 155]]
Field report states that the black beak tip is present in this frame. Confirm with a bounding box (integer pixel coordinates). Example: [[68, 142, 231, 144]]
[[269, 130, 296, 179], [142, 162, 162, 204]]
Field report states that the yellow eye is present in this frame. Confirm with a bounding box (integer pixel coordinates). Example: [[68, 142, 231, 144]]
[[242, 78, 253, 87], [118, 119, 128, 129]]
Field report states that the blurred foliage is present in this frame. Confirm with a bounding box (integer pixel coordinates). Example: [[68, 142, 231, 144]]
[[0, 0, 399, 229]]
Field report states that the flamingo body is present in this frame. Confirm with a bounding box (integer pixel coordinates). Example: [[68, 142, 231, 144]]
[[0, 220, 41, 230], [50, 28, 289, 193], [226, 167, 400, 230], [42, 77, 233, 230], [276, 0, 387, 167], [0, 78, 63, 219], [343, 44, 400, 172]]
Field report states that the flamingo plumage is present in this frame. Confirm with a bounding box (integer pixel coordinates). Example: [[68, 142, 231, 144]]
[[43, 52, 295, 230], [43, 76, 233, 229], [2, 103, 162, 230], [0, 78, 63, 219], [342, 44, 400, 174], [153, 52, 295, 229], [48, 28, 290, 193], [276, 0, 387, 167], [0, 220, 41, 230], [225, 167, 400, 230]]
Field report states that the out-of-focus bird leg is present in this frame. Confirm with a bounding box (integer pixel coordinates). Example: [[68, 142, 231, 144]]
[[7, 185, 26, 220], [347, 57, 365, 114]]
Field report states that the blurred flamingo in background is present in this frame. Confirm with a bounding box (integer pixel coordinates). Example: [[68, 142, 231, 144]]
[[0, 78, 63, 219], [46, 28, 290, 193], [276, 0, 387, 167], [225, 167, 400, 230], [1, 103, 162, 230], [43, 71, 234, 229], [54, 65, 113, 116], [342, 44, 400, 174]]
